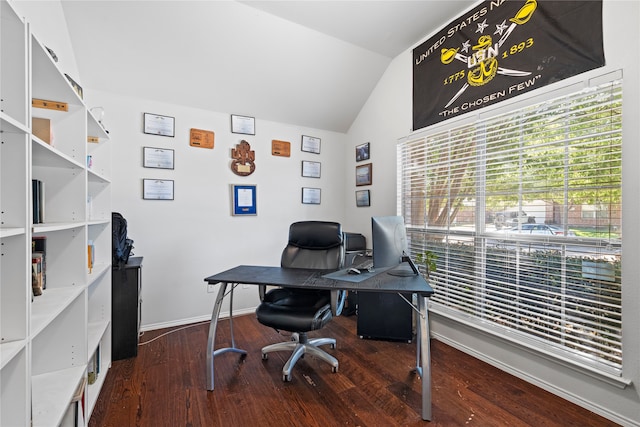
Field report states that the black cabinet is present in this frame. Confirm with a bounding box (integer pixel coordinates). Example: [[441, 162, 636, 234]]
[[112, 256, 143, 360], [357, 291, 413, 342], [343, 232, 412, 341]]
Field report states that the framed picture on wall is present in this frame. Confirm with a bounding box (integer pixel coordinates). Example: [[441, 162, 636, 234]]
[[356, 142, 370, 162], [301, 160, 321, 178], [355, 163, 372, 186], [301, 187, 321, 204], [143, 113, 175, 137], [355, 189, 370, 207], [143, 179, 174, 200], [301, 135, 321, 154], [231, 184, 257, 215], [231, 114, 255, 135], [143, 147, 174, 169]]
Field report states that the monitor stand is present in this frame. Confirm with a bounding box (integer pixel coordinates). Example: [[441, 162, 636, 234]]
[[387, 265, 416, 277], [387, 253, 420, 277]]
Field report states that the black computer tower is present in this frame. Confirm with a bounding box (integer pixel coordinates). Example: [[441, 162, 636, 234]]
[[357, 291, 413, 342]]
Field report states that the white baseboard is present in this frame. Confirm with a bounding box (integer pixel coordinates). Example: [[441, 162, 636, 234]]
[[140, 307, 256, 332]]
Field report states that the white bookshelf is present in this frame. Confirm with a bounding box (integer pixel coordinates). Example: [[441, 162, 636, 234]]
[[0, 0, 112, 424]]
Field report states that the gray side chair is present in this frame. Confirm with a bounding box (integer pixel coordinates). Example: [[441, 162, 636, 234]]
[[255, 221, 345, 381]]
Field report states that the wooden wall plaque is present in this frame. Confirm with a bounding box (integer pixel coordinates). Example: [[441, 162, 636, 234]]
[[32, 98, 68, 111], [190, 128, 215, 149], [271, 140, 291, 157]]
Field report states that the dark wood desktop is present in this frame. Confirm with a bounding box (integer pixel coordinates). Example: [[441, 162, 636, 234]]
[[204, 263, 434, 421]]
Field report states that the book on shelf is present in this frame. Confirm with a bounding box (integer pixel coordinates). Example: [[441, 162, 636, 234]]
[[32, 179, 39, 224], [71, 375, 86, 402], [31, 179, 45, 224], [59, 402, 79, 427], [61, 376, 86, 427], [96, 345, 101, 375], [32, 236, 47, 289], [32, 117, 53, 145], [64, 73, 83, 99], [87, 240, 95, 273], [32, 255, 43, 296], [88, 345, 100, 385]]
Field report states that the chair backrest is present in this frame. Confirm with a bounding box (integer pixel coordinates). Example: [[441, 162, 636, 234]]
[[281, 221, 344, 270]]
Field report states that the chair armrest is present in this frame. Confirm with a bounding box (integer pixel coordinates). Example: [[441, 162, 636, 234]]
[[258, 284, 267, 301], [331, 289, 346, 316]]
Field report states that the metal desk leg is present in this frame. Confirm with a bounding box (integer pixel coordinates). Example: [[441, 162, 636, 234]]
[[206, 282, 248, 391], [416, 295, 432, 421]]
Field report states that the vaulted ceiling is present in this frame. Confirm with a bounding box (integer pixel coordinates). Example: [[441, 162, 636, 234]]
[[60, 1, 475, 133]]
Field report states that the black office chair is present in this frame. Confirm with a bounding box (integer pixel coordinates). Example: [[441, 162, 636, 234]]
[[256, 221, 345, 381]]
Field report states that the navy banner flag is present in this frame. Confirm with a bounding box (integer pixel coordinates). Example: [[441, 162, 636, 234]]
[[412, 0, 604, 131]]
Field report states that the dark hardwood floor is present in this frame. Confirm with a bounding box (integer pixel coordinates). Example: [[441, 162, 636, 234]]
[[89, 314, 619, 427]]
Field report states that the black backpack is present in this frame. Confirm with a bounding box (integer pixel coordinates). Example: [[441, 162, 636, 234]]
[[112, 212, 134, 267]]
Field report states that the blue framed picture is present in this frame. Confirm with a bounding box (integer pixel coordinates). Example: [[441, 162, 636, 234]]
[[231, 184, 257, 215]]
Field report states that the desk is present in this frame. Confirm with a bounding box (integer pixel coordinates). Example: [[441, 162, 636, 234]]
[[204, 265, 434, 421]]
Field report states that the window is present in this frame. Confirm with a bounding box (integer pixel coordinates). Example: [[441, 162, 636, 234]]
[[399, 78, 622, 375], [581, 204, 610, 220]]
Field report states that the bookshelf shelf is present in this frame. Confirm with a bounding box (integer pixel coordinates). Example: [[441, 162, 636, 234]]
[[0, 0, 112, 424], [32, 137, 85, 169], [30, 287, 85, 338], [0, 227, 26, 238], [31, 366, 86, 427], [88, 168, 111, 184], [88, 263, 110, 283], [1, 112, 28, 133], [0, 340, 27, 370], [87, 110, 109, 138], [87, 357, 108, 416], [31, 35, 83, 108], [87, 321, 109, 359], [33, 222, 85, 233]]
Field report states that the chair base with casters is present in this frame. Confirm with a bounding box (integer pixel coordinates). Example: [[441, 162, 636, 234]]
[[261, 332, 338, 382]]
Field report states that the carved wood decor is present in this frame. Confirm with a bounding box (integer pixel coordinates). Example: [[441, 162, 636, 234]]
[[231, 140, 256, 176]]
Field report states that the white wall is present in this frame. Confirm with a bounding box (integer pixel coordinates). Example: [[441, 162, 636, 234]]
[[89, 90, 348, 328], [343, 51, 414, 239], [345, 1, 640, 425]]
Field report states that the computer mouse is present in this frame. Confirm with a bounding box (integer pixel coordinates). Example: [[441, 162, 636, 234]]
[[347, 267, 361, 275]]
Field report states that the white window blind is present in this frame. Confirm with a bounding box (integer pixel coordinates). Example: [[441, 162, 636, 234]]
[[399, 79, 622, 374]]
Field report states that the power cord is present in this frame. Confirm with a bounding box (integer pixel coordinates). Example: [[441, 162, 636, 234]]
[[138, 320, 210, 346], [137, 320, 295, 346]]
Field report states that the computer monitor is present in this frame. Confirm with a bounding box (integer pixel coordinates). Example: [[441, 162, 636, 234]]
[[372, 215, 408, 268], [372, 215, 419, 277]]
